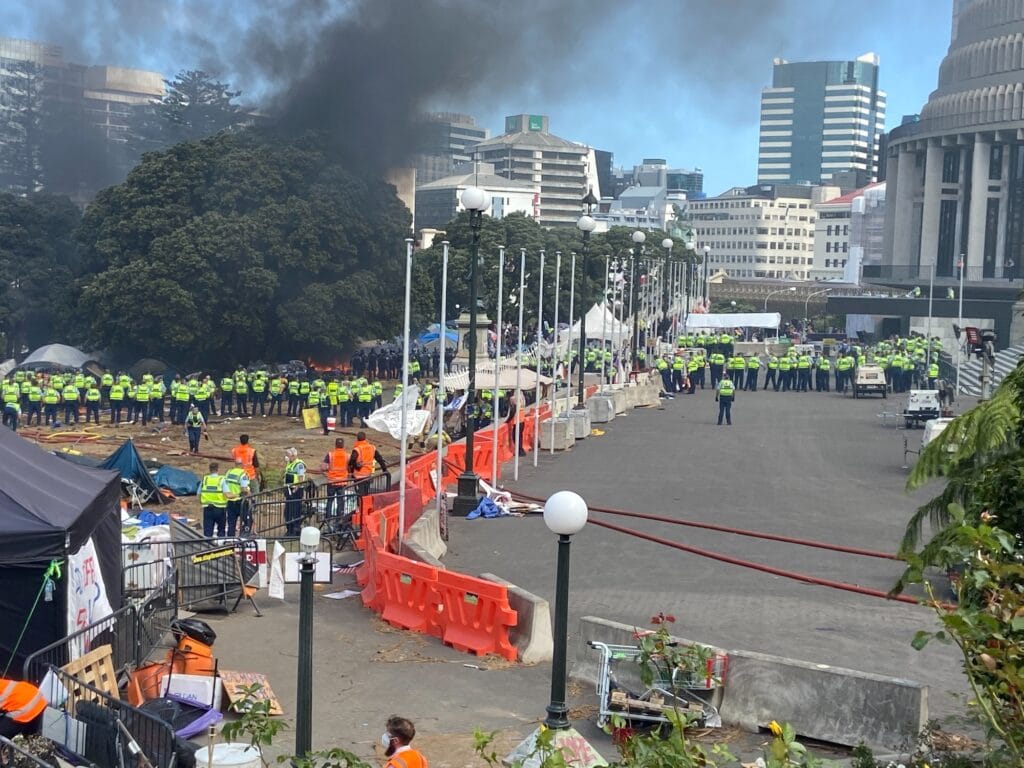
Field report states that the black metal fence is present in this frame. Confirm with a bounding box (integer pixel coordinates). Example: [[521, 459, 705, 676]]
[[248, 471, 391, 539], [23, 572, 178, 683], [171, 537, 259, 613], [44, 664, 182, 768]]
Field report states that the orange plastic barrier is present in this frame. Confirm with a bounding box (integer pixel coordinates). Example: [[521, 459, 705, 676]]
[[359, 538, 384, 611], [433, 569, 517, 660], [376, 551, 441, 635]]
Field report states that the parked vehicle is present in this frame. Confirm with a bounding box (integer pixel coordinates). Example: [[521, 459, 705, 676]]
[[853, 364, 887, 398]]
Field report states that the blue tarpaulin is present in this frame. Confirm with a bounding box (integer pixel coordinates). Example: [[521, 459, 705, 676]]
[[154, 465, 199, 496], [100, 439, 164, 503]]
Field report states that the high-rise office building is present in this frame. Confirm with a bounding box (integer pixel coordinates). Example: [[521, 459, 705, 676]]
[[0, 37, 163, 198], [473, 114, 600, 227], [757, 53, 886, 187], [882, 0, 1024, 283], [691, 184, 840, 280], [413, 112, 488, 185]]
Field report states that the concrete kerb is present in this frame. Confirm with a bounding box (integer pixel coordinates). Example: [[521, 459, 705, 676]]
[[400, 499, 448, 565], [570, 616, 927, 751], [482, 573, 553, 665]]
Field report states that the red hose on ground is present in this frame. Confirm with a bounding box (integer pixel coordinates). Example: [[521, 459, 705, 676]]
[[587, 517, 951, 610], [511, 491, 898, 560]]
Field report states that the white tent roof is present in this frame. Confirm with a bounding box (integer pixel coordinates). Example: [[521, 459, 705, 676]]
[[684, 312, 781, 330], [443, 359, 552, 392], [21, 343, 96, 369], [567, 302, 631, 343]]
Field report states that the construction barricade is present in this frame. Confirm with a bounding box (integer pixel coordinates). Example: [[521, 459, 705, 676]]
[[433, 569, 518, 660], [376, 551, 441, 635]]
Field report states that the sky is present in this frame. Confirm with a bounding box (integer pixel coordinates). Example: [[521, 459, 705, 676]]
[[2, 0, 953, 195]]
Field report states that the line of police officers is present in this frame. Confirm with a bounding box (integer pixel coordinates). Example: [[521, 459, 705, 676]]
[[651, 333, 944, 397], [0, 367, 438, 433]]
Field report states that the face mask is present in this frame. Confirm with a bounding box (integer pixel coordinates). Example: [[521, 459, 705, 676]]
[[380, 733, 392, 749]]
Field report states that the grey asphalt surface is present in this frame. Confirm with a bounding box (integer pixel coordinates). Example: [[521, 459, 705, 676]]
[[445, 382, 971, 723]]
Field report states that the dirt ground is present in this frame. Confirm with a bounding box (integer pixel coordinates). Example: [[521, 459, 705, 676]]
[[19, 407, 421, 520]]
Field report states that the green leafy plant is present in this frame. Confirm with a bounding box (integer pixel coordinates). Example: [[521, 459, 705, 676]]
[[763, 720, 824, 768], [907, 511, 1024, 767], [474, 727, 568, 768], [219, 683, 286, 767]]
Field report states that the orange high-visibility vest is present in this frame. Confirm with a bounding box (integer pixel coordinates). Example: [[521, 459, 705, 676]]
[[352, 441, 375, 479], [232, 444, 256, 479], [326, 448, 348, 484], [385, 749, 428, 768], [0, 679, 46, 723]]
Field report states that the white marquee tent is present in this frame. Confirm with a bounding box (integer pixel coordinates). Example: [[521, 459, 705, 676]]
[[683, 312, 781, 330]]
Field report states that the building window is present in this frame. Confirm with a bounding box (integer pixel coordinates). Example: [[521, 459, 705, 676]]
[[826, 225, 832, 236], [990, 144, 1004, 181], [984, 197, 999, 278], [942, 149, 960, 184], [937, 198, 958, 277], [826, 242, 831, 253]]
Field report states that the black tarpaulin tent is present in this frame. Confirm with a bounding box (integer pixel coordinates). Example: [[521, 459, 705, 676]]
[[0, 428, 122, 678], [101, 439, 165, 504]]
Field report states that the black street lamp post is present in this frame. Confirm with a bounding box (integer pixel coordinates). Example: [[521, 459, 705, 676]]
[[453, 186, 489, 517], [575, 190, 598, 408], [295, 526, 320, 757], [630, 231, 645, 370], [542, 491, 588, 730]]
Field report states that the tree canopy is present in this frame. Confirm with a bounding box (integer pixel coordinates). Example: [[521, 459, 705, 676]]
[[0, 193, 82, 358], [71, 130, 413, 370]]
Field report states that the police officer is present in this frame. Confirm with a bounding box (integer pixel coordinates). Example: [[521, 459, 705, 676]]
[[84, 383, 102, 424], [199, 462, 229, 538], [716, 372, 736, 426], [745, 354, 760, 392], [283, 447, 307, 536]]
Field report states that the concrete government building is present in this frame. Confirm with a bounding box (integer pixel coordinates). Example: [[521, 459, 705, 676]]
[[882, 0, 1024, 283]]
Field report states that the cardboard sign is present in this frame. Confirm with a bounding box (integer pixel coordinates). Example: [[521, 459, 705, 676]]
[[220, 670, 283, 716]]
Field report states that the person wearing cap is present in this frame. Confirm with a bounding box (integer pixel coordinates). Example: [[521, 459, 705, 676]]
[[185, 404, 207, 455], [715, 372, 736, 426], [380, 715, 428, 768], [283, 447, 307, 536]]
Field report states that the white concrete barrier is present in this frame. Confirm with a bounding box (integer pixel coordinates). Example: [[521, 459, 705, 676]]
[[482, 573, 553, 665]]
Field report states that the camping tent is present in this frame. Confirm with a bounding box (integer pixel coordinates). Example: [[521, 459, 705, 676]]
[[101, 439, 165, 504], [417, 324, 459, 349], [566, 303, 632, 346], [19, 343, 101, 372], [0, 428, 122, 677]]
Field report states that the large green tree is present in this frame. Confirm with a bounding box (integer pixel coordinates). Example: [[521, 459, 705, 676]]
[[72, 130, 412, 370], [129, 71, 247, 162], [0, 193, 82, 357]]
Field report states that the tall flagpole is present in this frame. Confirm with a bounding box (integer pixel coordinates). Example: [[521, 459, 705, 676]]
[[398, 238, 413, 551], [550, 251, 561, 455], [956, 255, 964, 395], [565, 252, 576, 416], [514, 247, 526, 482], [491, 246, 504, 486], [600, 255, 609, 387], [533, 250, 545, 466], [435, 241, 448, 524]]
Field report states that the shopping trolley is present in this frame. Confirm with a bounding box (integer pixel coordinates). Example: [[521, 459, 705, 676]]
[[587, 641, 727, 730]]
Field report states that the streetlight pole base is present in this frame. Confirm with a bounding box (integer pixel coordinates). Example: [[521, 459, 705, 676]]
[[451, 471, 480, 517], [506, 726, 606, 768]]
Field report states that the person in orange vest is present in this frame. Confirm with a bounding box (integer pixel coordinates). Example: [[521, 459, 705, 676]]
[[0, 678, 46, 737], [319, 437, 350, 522], [348, 431, 387, 493], [231, 434, 261, 492], [380, 715, 428, 768]]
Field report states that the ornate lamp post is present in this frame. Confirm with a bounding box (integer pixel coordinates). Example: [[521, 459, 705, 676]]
[[630, 230, 646, 370], [575, 190, 598, 408], [453, 186, 489, 517]]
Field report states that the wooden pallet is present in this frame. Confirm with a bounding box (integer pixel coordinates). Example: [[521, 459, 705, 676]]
[[60, 644, 118, 714]]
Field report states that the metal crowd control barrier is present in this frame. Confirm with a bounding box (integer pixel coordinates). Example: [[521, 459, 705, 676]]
[[22, 605, 137, 683], [248, 471, 391, 543], [0, 736, 59, 768], [45, 664, 180, 768], [121, 542, 175, 602], [23, 573, 178, 683], [172, 537, 261, 615]]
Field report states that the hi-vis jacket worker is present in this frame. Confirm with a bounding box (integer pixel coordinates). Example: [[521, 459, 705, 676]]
[[0, 678, 46, 737]]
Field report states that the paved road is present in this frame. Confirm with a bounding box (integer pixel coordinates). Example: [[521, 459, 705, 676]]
[[445, 382, 970, 721]]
